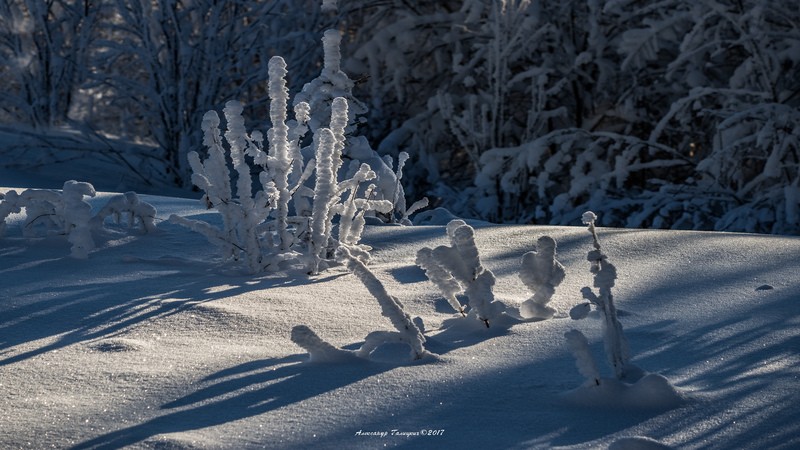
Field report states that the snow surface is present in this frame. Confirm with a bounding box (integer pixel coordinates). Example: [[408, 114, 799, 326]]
[[1, 182, 800, 449]]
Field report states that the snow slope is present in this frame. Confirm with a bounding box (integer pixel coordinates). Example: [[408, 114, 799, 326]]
[[1, 186, 799, 449]]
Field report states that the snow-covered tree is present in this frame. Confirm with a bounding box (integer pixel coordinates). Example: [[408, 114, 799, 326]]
[[90, 0, 331, 185], [0, 0, 99, 126], [361, 0, 799, 235], [613, 0, 800, 234]]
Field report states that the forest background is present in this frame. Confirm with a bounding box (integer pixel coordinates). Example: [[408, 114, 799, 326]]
[[1, 0, 798, 234]]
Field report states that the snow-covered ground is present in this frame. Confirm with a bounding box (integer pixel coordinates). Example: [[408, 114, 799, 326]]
[[1, 179, 799, 449]]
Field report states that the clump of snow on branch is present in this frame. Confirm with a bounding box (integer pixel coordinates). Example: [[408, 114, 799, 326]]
[[518, 235, 566, 319], [291, 246, 428, 363], [564, 329, 600, 387], [0, 181, 157, 259], [320, 0, 338, 13], [416, 219, 508, 327], [290, 325, 359, 363]]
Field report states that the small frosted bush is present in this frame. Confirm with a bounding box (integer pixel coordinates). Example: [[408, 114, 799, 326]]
[[416, 219, 507, 327], [0, 181, 156, 259]]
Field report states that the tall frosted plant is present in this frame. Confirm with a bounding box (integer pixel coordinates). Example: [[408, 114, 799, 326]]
[[170, 29, 402, 274], [569, 211, 631, 380]]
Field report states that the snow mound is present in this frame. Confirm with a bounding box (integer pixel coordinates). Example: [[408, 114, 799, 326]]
[[562, 373, 685, 410], [412, 207, 460, 225]]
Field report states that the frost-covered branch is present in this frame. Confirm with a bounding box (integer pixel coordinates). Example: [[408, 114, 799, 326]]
[[290, 246, 428, 363], [415, 247, 465, 316], [267, 56, 294, 251], [310, 128, 337, 274], [570, 211, 631, 380], [92, 192, 157, 233], [337, 246, 427, 360]]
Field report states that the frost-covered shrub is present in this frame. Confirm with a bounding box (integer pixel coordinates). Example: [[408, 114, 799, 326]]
[[0, 181, 156, 259], [518, 236, 565, 320], [291, 246, 428, 362], [170, 29, 422, 274], [568, 212, 632, 380], [646, 100, 800, 234], [562, 212, 683, 410], [416, 219, 507, 327]]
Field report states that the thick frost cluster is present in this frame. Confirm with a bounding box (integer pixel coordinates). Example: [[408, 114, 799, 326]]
[[416, 219, 507, 327], [0, 181, 156, 259], [170, 29, 424, 274]]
